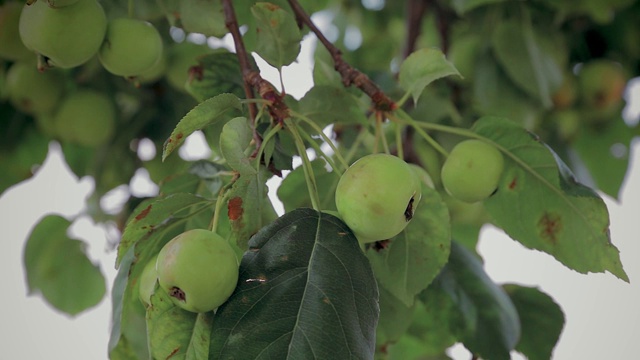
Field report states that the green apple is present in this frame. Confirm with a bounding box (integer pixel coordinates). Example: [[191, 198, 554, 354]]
[[166, 41, 211, 92], [408, 163, 435, 189], [578, 60, 626, 114], [54, 89, 116, 147], [19, 0, 107, 68], [98, 18, 163, 77], [335, 153, 422, 243], [441, 139, 504, 203], [5, 61, 64, 115], [0, 2, 32, 61], [138, 254, 158, 307], [156, 229, 239, 313]]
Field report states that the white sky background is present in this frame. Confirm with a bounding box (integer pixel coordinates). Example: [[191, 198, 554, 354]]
[[1, 23, 639, 360]]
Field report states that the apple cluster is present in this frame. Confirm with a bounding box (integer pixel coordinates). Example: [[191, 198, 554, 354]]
[[139, 229, 240, 313]]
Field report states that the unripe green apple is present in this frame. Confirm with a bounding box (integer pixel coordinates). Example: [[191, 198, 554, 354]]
[[98, 18, 163, 77], [441, 139, 504, 203], [578, 60, 626, 113], [5, 61, 64, 115], [138, 254, 158, 307], [335, 153, 422, 243], [0, 2, 32, 61], [19, 0, 107, 68], [408, 164, 435, 189], [166, 41, 211, 92], [54, 89, 116, 147], [156, 229, 239, 313]]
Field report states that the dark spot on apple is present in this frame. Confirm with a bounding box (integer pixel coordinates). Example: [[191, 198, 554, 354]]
[[404, 196, 415, 221], [508, 177, 518, 190], [134, 204, 152, 221], [538, 212, 562, 244], [169, 286, 186, 302]]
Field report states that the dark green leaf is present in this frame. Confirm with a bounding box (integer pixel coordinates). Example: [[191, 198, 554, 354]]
[[399, 48, 461, 104], [477, 117, 628, 281], [163, 93, 242, 161], [117, 193, 213, 266], [492, 20, 563, 108], [503, 284, 565, 360], [220, 117, 257, 176], [366, 185, 451, 307], [297, 85, 368, 127], [251, 2, 302, 68], [377, 287, 415, 343], [179, 0, 227, 37], [572, 117, 633, 199], [437, 242, 520, 360], [185, 51, 247, 102], [23, 215, 106, 316], [0, 127, 49, 196], [210, 208, 379, 359]]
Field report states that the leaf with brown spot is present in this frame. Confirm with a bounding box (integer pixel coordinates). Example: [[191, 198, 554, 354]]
[[476, 117, 628, 282], [251, 2, 302, 68], [162, 93, 242, 161]]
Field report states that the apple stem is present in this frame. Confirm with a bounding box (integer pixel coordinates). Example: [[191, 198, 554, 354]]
[[290, 110, 349, 172]]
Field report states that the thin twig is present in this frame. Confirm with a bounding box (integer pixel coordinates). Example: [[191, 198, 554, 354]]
[[222, 0, 290, 136], [286, 0, 396, 112]]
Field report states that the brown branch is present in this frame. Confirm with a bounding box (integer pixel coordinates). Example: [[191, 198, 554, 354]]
[[286, 0, 396, 112], [403, 0, 429, 59], [221, 0, 290, 129]]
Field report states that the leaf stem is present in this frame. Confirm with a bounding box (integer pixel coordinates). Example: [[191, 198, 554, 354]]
[[285, 119, 321, 211], [210, 186, 231, 234], [389, 111, 450, 157], [254, 122, 284, 171], [289, 109, 349, 171], [395, 122, 404, 160], [296, 125, 343, 177]]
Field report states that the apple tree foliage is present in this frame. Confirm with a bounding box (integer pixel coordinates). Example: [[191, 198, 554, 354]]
[[2, 0, 639, 358]]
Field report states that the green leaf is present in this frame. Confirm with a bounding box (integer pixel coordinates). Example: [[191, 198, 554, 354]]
[[251, 2, 302, 68], [476, 117, 628, 281], [277, 159, 337, 212], [0, 126, 49, 196], [492, 20, 563, 108], [451, 0, 506, 14], [503, 284, 565, 360], [210, 208, 379, 359], [572, 117, 633, 199], [146, 286, 210, 360], [117, 193, 213, 267], [399, 48, 461, 104], [227, 168, 278, 251], [437, 242, 521, 360], [220, 117, 257, 176], [185, 51, 247, 102], [179, 0, 227, 37], [366, 185, 451, 307], [23, 215, 106, 316], [108, 247, 149, 360], [297, 85, 368, 127], [162, 93, 242, 161], [473, 54, 541, 127], [377, 287, 415, 343]]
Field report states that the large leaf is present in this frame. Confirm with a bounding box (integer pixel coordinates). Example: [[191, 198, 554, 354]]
[[572, 117, 633, 199], [297, 85, 368, 128], [251, 2, 302, 68], [399, 48, 461, 104], [117, 193, 214, 266], [219, 117, 257, 176], [163, 93, 242, 161], [146, 286, 211, 360], [477, 117, 628, 281], [210, 208, 379, 359], [436, 242, 521, 360], [366, 184, 451, 307], [23, 215, 106, 316], [492, 20, 563, 108], [503, 284, 565, 360]]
